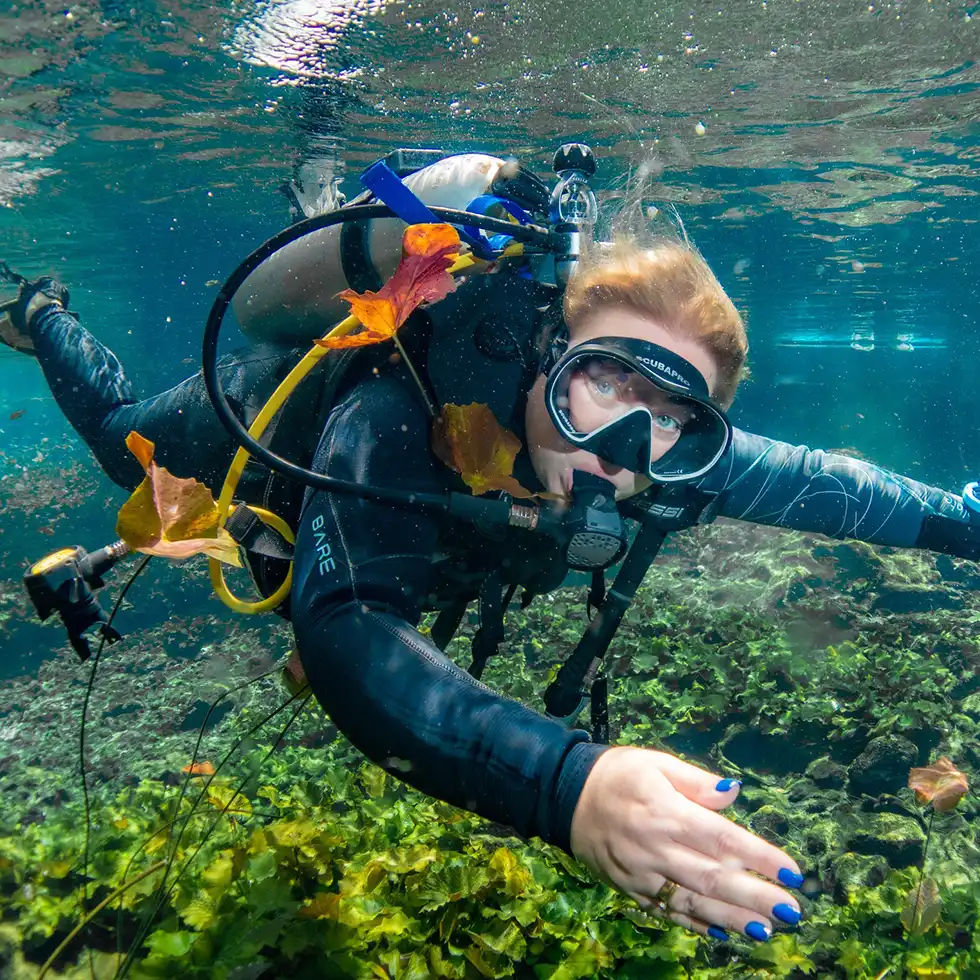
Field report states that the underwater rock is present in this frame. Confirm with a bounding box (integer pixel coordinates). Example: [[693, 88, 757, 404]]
[[805, 756, 847, 789], [870, 583, 965, 614], [749, 804, 790, 838], [935, 554, 980, 589], [786, 777, 819, 802], [847, 734, 918, 797], [848, 812, 926, 867], [803, 819, 843, 859], [828, 851, 892, 905], [860, 792, 915, 817]]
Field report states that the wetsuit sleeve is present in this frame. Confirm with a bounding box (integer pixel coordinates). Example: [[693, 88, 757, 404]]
[[698, 427, 980, 559], [289, 369, 608, 855], [27, 304, 300, 494]]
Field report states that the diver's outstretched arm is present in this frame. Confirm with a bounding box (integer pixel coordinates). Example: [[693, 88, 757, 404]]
[[698, 427, 980, 559], [290, 368, 607, 853], [28, 301, 295, 494]]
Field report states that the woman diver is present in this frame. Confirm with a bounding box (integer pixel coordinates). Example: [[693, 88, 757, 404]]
[[5, 145, 980, 948]]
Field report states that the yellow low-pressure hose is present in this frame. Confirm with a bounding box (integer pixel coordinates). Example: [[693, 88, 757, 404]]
[[209, 250, 477, 614]]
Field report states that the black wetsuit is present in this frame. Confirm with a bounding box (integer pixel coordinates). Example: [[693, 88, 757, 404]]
[[27, 288, 980, 857]]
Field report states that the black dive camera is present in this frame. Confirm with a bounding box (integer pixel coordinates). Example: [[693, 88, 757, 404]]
[[24, 541, 130, 661]]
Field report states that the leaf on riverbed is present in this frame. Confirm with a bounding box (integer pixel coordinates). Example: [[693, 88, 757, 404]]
[[901, 877, 942, 935], [908, 756, 969, 811]]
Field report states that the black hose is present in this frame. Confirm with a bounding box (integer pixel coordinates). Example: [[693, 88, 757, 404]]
[[202, 204, 559, 515]]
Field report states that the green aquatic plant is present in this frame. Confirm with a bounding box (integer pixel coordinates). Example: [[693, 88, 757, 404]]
[[6, 512, 980, 976], [0, 750, 725, 979]]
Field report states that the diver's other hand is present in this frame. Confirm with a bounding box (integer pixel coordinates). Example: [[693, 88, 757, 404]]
[[569, 746, 804, 942], [0, 277, 70, 354]]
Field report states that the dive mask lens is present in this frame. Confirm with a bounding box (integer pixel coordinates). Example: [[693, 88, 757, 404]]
[[544, 337, 732, 483]]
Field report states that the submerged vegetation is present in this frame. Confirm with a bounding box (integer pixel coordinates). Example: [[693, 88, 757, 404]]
[[3, 481, 980, 976]]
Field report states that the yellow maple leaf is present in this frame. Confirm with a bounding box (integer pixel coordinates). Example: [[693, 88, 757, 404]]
[[116, 431, 241, 566], [432, 403, 534, 498]]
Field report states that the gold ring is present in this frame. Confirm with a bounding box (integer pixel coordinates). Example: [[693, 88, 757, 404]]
[[653, 878, 680, 913]]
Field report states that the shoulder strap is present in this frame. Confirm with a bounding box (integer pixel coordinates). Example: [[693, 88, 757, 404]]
[[545, 485, 716, 742]]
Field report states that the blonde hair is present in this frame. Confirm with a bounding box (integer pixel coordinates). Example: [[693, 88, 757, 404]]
[[562, 237, 749, 409]]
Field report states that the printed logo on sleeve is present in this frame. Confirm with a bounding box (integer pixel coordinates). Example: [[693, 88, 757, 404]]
[[311, 514, 337, 576]]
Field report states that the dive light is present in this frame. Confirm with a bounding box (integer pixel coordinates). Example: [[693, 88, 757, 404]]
[[24, 540, 130, 661]]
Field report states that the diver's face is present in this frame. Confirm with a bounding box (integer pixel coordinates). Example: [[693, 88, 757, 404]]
[[526, 308, 720, 500]]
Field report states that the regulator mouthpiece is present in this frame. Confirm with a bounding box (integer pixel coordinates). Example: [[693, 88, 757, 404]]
[[560, 471, 628, 571]]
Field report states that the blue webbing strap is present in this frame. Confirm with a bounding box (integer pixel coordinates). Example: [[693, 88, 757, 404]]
[[462, 194, 533, 260], [359, 159, 493, 258], [360, 160, 440, 225]]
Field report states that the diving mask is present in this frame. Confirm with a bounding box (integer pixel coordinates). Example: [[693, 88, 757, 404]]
[[544, 336, 732, 483]]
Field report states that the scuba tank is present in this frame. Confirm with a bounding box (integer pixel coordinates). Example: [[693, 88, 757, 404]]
[[233, 151, 550, 346]]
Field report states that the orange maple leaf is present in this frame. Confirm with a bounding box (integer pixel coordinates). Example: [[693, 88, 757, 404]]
[[115, 431, 241, 566], [317, 223, 461, 350], [181, 761, 217, 776], [908, 756, 969, 811], [432, 403, 534, 498]]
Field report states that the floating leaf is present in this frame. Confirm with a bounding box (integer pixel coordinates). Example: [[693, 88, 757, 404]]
[[181, 761, 216, 777], [317, 223, 460, 350], [116, 431, 241, 566], [282, 648, 308, 695], [901, 877, 942, 935], [432, 403, 534, 498], [908, 756, 969, 811]]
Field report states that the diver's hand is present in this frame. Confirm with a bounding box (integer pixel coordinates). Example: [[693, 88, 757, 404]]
[[569, 746, 804, 942]]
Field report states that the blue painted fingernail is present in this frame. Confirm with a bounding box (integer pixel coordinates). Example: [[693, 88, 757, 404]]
[[715, 778, 741, 792], [773, 903, 801, 925], [745, 921, 770, 942], [778, 868, 805, 889], [707, 925, 729, 941]]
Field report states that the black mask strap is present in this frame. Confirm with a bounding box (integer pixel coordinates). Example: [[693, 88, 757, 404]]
[[537, 323, 569, 376]]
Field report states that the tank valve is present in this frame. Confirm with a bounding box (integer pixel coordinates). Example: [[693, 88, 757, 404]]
[[550, 143, 598, 287]]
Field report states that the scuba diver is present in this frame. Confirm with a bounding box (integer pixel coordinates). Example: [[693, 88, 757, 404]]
[[6, 144, 980, 948]]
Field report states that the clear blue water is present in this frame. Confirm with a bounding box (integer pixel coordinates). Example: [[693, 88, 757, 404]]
[[4, 0, 979, 494], [3, 3, 980, 974]]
